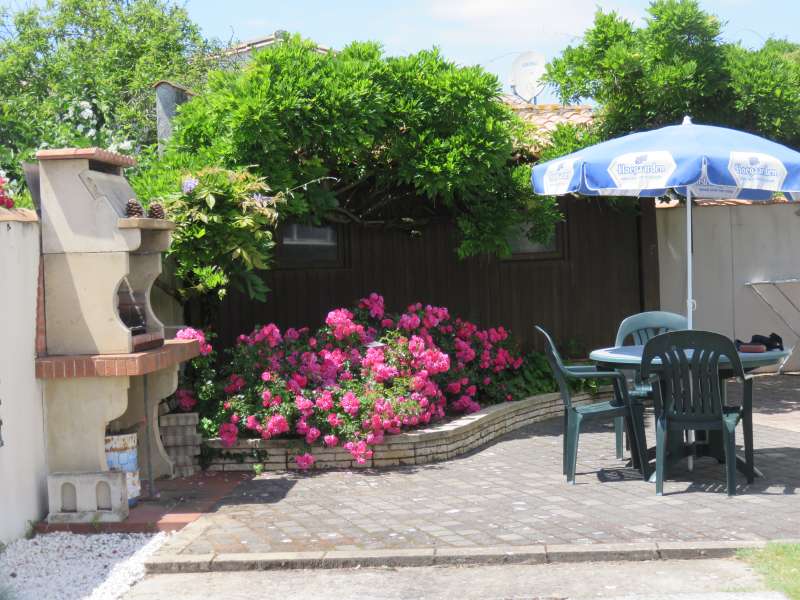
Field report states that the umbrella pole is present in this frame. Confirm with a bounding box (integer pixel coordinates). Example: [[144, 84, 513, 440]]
[[685, 187, 696, 472], [686, 187, 693, 329]]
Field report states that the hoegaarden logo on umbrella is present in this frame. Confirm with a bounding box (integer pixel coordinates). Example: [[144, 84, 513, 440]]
[[542, 158, 576, 195], [728, 152, 786, 189], [607, 151, 676, 190]]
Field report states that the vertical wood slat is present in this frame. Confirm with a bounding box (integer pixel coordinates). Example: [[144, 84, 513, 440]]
[[213, 197, 655, 355], [638, 198, 661, 311]]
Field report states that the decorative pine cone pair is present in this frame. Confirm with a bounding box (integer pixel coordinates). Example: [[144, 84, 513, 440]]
[[125, 198, 165, 219]]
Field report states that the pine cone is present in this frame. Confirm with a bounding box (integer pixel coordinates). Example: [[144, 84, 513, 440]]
[[125, 198, 144, 218], [147, 202, 165, 219]]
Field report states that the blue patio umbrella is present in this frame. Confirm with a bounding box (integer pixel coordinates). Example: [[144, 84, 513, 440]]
[[531, 116, 800, 328]]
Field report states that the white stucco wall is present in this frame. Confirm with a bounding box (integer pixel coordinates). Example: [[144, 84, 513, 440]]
[[658, 203, 800, 371], [0, 215, 47, 544]]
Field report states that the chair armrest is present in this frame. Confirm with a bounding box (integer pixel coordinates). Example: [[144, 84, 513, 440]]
[[564, 365, 600, 373], [564, 369, 625, 382]]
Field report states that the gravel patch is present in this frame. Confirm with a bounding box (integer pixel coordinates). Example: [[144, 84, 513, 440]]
[[0, 532, 167, 600]]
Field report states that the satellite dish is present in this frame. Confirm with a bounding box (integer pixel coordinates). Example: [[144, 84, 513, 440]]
[[510, 51, 547, 104]]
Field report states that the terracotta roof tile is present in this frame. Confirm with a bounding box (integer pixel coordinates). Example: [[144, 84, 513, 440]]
[[656, 196, 793, 208], [502, 95, 595, 151]]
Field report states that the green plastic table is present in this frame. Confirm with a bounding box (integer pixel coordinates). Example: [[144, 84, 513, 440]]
[[589, 344, 790, 480], [589, 345, 789, 373]]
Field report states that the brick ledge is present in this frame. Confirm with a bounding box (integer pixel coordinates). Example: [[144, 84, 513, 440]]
[[36, 338, 199, 379], [205, 389, 609, 471]]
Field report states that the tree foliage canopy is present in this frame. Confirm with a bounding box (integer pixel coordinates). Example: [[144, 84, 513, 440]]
[[545, 0, 800, 146], [0, 0, 217, 195], [153, 36, 559, 258]]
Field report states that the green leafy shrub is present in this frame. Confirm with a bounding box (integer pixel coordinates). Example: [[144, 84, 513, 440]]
[[163, 167, 284, 302], [163, 36, 561, 258]]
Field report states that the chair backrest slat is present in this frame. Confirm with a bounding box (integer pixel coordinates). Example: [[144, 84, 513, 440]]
[[641, 330, 744, 422], [616, 311, 688, 347], [535, 325, 574, 409]]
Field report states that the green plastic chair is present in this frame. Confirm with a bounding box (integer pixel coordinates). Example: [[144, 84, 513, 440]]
[[616, 311, 688, 400], [641, 330, 754, 496], [536, 326, 649, 484], [613, 311, 689, 458], [615, 311, 689, 347]]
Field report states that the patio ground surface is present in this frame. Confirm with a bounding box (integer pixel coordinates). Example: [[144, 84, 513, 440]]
[[150, 375, 800, 565]]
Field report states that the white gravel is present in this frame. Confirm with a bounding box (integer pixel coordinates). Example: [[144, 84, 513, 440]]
[[0, 532, 167, 600]]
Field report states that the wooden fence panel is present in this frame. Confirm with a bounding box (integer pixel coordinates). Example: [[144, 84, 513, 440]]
[[213, 197, 654, 355]]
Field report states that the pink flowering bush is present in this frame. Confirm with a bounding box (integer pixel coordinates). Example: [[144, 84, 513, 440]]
[[175, 389, 197, 412], [176, 327, 213, 356], [192, 293, 548, 467], [0, 175, 14, 209]]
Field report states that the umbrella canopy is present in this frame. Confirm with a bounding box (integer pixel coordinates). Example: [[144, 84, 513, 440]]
[[531, 117, 800, 328]]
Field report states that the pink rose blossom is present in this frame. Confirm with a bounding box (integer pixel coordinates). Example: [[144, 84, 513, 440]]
[[176, 389, 196, 412], [265, 414, 289, 438], [358, 292, 385, 319], [176, 327, 212, 355], [219, 422, 238, 448], [294, 453, 316, 470], [340, 391, 360, 416], [305, 427, 321, 444]]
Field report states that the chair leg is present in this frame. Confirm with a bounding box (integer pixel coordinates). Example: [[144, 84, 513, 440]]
[[562, 409, 569, 475], [630, 404, 650, 481], [742, 412, 755, 484], [567, 413, 582, 484], [655, 416, 667, 496], [614, 416, 624, 460], [722, 425, 738, 496]]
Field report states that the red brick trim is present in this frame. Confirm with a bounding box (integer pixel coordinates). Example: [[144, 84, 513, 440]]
[[35, 339, 199, 379]]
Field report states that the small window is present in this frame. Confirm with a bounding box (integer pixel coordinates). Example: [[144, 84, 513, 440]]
[[275, 223, 346, 269], [505, 223, 565, 261]]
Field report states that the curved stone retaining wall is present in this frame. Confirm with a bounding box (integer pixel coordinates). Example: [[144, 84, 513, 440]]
[[204, 390, 609, 472]]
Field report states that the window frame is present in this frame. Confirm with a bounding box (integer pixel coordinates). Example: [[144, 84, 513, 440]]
[[503, 220, 567, 262], [273, 222, 349, 270]]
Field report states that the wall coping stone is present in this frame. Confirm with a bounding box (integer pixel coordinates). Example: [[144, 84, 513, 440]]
[[35, 147, 136, 167], [0, 207, 38, 222]]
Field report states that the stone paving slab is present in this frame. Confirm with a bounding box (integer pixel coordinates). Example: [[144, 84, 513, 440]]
[[150, 376, 800, 569]]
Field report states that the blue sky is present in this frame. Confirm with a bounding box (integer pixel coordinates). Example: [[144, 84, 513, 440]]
[[184, 0, 800, 103]]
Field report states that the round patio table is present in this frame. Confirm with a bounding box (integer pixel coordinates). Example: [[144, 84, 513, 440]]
[[589, 344, 789, 481], [589, 344, 789, 373]]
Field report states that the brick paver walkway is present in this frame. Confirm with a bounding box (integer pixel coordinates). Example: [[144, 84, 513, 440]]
[[157, 376, 800, 557]]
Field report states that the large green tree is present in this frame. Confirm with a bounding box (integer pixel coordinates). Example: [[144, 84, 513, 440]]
[[141, 36, 559, 258], [0, 0, 218, 198], [545, 0, 800, 146]]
